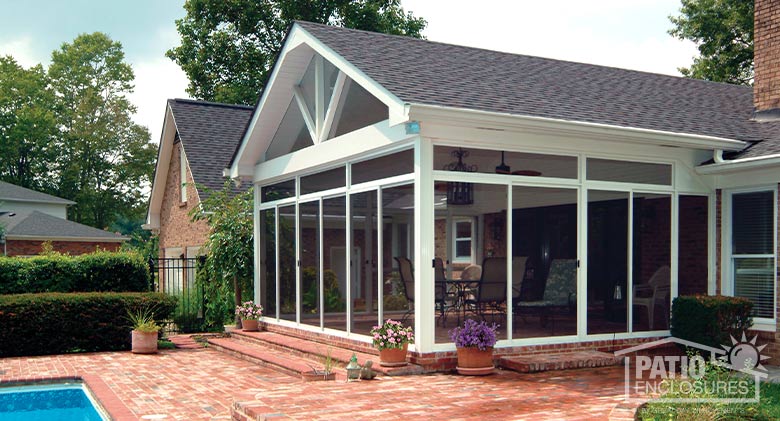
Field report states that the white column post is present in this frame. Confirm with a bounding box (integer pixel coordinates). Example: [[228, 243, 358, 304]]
[[415, 136, 435, 352]]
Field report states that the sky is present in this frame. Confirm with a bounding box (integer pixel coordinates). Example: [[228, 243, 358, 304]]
[[0, 0, 698, 145]]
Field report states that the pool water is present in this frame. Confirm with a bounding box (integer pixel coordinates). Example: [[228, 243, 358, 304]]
[[0, 383, 106, 421]]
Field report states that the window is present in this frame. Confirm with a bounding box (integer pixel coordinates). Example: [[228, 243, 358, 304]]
[[453, 219, 473, 263], [731, 190, 776, 319], [180, 145, 187, 203], [586, 158, 671, 185]]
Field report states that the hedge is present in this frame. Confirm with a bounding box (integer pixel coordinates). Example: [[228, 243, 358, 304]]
[[0, 251, 151, 294], [0, 292, 177, 357], [670, 295, 753, 349]]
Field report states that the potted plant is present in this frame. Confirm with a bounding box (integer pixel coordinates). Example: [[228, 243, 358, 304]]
[[370, 319, 414, 367], [128, 308, 161, 354], [235, 300, 263, 331], [301, 347, 336, 381], [449, 319, 498, 375]]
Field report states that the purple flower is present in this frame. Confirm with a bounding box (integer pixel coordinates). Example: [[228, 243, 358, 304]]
[[449, 319, 499, 351]]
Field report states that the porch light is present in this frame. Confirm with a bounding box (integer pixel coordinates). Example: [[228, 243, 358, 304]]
[[444, 148, 477, 205]]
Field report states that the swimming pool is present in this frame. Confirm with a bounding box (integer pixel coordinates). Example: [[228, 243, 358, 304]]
[[0, 382, 107, 421]]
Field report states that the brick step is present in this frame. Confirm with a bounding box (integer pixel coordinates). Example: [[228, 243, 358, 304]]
[[208, 337, 337, 378], [223, 331, 423, 376], [499, 350, 622, 373]]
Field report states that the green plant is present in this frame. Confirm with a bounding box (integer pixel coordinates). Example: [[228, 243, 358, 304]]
[[127, 307, 161, 333], [0, 292, 176, 357], [671, 295, 753, 349], [157, 339, 176, 350], [370, 319, 414, 351]]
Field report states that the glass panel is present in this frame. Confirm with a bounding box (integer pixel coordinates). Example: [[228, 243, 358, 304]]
[[261, 179, 295, 202], [587, 190, 628, 334], [333, 81, 388, 137], [434, 146, 578, 179], [678, 196, 709, 296], [732, 191, 774, 255], [512, 186, 578, 338], [382, 184, 415, 339], [586, 158, 671, 185], [632, 194, 671, 332], [300, 167, 345, 195], [351, 149, 414, 185], [259, 209, 276, 317], [323, 196, 347, 331], [434, 183, 507, 343], [278, 205, 297, 322], [266, 99, 312, 160], [734, 258, 775, 318], [351, 191, 379, 335], [299, 201, 320, 328]]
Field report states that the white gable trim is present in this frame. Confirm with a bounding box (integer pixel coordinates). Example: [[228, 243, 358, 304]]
[[229, 23, 408, 180], [145, 104, 179, 230]]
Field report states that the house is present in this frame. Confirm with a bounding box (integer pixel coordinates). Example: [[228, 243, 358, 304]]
[[0, 181, 126, 256], [225, 1, 780, 368]]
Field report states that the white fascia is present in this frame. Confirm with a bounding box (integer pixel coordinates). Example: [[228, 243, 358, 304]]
[[696, 153, 780, 175], [409, 104, 747, 152], [145, 104, 178, 230]]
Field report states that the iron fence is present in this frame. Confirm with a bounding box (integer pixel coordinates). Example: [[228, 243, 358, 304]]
[[149, 257, 205, 333]]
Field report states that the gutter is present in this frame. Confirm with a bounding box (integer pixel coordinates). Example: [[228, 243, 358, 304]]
[[4, 235, 128, 242], [696, 153, 780, 175]]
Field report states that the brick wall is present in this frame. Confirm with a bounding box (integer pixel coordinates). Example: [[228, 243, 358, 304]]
[[754, 0, 780, 112], [158, 142, 210, 256], [5, 240, 121, 256], [678, 196, 709, 295]]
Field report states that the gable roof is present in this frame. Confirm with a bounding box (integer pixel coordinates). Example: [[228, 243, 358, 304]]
[[168, 99, 254, 197], [293, 21, 775, 156], [0, 181, 75, 205], [1, 210, 126, 241]]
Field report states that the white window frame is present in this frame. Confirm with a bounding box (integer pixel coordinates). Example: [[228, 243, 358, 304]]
[[180, 146, 188, 203], [451, 218, 474, 264], [723, 186, 777, 326]]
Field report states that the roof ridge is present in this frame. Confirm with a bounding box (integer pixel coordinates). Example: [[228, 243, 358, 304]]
[[293, 20, 750, 91], [169, 98, 254, 110]]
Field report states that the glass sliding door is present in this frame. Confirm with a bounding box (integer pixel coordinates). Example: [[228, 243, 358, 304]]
[[382, 184, 415, 336], [587, 190, 629, 334], [350, 190, 379, 335], [322, 196, 348, 331], [299, 201, 320, 328], [278, 204, 297, 322], [259, 209, 276, 318], [512, 186, 577, 338], [632, 193, 671, 332]]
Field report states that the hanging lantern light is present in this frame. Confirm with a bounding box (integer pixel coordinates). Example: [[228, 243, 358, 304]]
[[444, 148, 477, 205]]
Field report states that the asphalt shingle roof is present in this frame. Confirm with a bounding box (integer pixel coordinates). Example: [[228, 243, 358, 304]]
[[0, 181, 75, 205], [168, 99, 253, 198], [295, 21, 780, 159], [0, 210, 125, 240]]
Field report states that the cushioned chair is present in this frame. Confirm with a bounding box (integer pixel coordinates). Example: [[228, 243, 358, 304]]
[[515, 259, 577, 327], [633, 265, 671, 330]]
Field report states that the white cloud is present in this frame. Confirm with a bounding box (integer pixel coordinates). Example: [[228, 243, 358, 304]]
[[128, 57, 189, 145], [0, 35, 46, 67]]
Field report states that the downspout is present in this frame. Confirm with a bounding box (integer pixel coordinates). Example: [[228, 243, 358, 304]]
[[713, 150, 725, 164]]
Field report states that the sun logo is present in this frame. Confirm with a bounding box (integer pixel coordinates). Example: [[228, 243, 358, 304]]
[[720, 333, 771, 371]]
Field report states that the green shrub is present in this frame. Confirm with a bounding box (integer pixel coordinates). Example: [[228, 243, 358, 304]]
[[0, 292, 176, 357], [670, 295, 753, 349], [0, 250, 150, 294]]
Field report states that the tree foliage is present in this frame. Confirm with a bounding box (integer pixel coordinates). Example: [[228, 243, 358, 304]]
[[168, 0, 427, 105], [669, 0, 754, 85], [190, 182, 254, 328]]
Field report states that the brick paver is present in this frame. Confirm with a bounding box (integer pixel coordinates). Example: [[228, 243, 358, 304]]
[[0, 347, 643, 420]]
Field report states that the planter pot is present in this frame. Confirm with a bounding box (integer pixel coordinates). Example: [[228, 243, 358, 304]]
[[456, 347, 494, 375], [301, 371, 336, 381], [242, 319, 259, 332], [379, 343, 408, 367], [131, 330, 158, 354]]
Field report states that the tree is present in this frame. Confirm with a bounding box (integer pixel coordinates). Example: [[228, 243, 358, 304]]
[[48, 33, 157, 228], [168, 0, 427, 105], [669, 0, 754, 85], [190, 182, 254, 328], [0, 56, 57, 190]]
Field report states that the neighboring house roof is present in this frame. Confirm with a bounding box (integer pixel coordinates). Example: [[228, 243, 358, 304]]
[[293, 21, 779, 159], [168, 99, 254, 197], [0, 210, 126, 242], [0, 181, 75, 205]]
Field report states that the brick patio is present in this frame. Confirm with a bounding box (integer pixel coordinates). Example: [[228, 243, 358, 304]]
[[0, 346, 643, 420]]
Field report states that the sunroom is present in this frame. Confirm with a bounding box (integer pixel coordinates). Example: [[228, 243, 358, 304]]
[[229, 22, 762, 358]]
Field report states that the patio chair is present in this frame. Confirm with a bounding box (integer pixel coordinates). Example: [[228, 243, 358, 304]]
[[515, 259, 577, 328], [472, 257, 508, 322], [632, 265, 670, 330], [434, 257, 452, 325], [511, 256, 529, 303], [395, 256, 415, 324]]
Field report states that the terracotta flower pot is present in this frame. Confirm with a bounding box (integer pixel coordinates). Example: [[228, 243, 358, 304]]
[[456, 347, 494, 375], [379, 343, 408, 367], [131, 330, 158, 354], [242, 319, 259, 331]]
